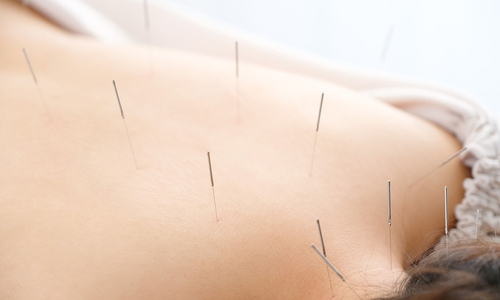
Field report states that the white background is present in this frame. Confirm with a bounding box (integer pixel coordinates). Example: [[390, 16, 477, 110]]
[[161, 0, 500, 115]]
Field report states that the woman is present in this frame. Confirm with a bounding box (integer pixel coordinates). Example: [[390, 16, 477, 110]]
[[0, 0, 497, 299]]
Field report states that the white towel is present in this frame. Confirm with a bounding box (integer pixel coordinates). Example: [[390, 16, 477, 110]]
[[20, 0, 133, 44]]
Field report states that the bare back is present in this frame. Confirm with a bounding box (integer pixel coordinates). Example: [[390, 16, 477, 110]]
[[0, 1, 470, 299]]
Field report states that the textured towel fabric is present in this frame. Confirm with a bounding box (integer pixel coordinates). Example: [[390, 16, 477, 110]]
[[22, 0, 500, 247]]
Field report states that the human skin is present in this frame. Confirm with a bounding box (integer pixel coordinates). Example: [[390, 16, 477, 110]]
[[0, 0, 470, 299]]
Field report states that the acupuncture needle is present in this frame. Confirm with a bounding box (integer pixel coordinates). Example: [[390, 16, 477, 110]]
[[235, 41, 239, 79], [475, 209, 480, 241], [388, 180, 392, 270], [309, 93, 324, 176], [311, 243, 345, 282], [142, 0, 155, 76], [311, 243, 363, 299], [409, 147, 468, 189], [235, 41, 241, 122], [207, 152, 219, 222], [22, 47, 49, 114], [317, 219, 334, 297], [143, 0, 152, 45], [112, 80, 139, 169], [23, 48, 37, 84], [143, 0, 150, 33], [379, 24, 394, 66], [402, 147, 468, 233], [495, 218, 499, 239], [444, 186, 449, 254]]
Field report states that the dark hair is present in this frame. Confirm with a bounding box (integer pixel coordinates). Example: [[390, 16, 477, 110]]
[[376, 238, 500, 300]]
